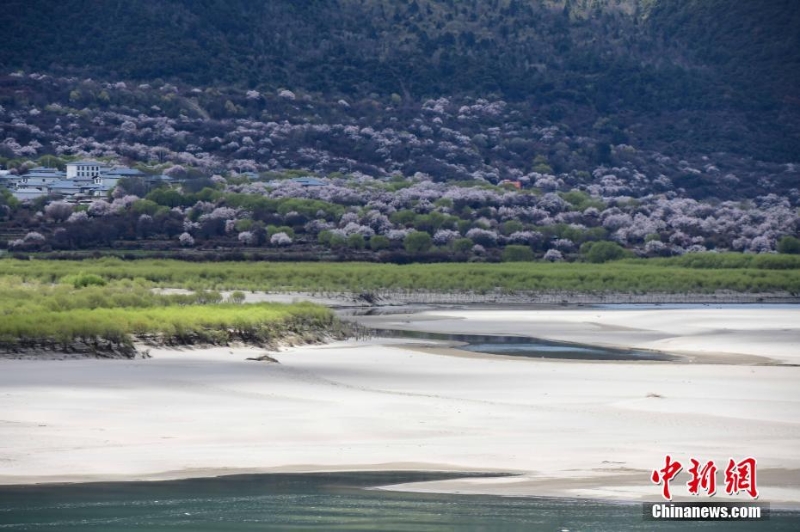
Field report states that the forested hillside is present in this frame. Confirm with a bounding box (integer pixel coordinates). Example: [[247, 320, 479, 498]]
[[1, 1, 798, 259], [645, 0, 800, 106], [2, 0, 798, 160]]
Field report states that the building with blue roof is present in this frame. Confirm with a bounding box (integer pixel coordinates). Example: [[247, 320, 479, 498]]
[[105, 167, 145, 177], [48, 180, 85, 196], [0, 172, 21, 189], [7, 162, 188, 202], [289, 177, 327, 187], [12, 187, 48, 201], [18, 167, 66, 188]]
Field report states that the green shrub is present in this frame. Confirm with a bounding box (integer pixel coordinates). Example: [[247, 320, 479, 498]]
[[347, 234, 366, 250], [451, 238, 474, 253], [390, 209, 416, 226], [580, 241, 628, 263], [404, 231, 432, 254], [369, 235, 390, 251], [778, 236, 800, 254], [329, 234, 347, 249], [318, 230, 333, 246], [131, 199, 161, 216], [502, 245, 534, 262], [559, 189, 605, 211], [63, 273, 107, 289], [235, 219, 254, 232], [267, 225, 295, 239], [146, 188, 191, 208], [501, 220, 524, 236]]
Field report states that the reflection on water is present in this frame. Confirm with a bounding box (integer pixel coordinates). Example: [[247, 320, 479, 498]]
[[0, 472, 796, 531], [375, 329, 678, 361]]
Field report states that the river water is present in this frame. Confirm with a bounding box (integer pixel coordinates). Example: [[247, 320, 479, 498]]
[[1, 472, 797, 531], [374, 329, 678, 361]]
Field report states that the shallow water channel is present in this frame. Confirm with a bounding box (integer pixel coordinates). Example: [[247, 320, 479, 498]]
[[373, 328, 679, 362]]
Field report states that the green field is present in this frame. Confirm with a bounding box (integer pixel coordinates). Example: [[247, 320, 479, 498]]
[[0, 276, 342, 353], [1, 255, 799, 294], [1, 255, 797, 353]]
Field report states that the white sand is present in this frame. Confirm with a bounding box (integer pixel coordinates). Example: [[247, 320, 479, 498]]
[[1, 307, 799, 505], [366, 307, 800, 364]]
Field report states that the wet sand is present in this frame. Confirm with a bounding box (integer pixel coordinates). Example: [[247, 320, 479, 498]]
[[1, 307, 799, 506]]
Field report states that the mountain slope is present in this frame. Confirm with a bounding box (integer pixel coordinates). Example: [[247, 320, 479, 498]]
[[1, 0, 798, 160]]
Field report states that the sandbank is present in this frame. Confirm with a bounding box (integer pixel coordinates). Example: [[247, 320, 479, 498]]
[[0, 307, 799, 506]]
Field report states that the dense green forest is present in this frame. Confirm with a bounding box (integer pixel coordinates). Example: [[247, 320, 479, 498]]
[[2, 0, 799, 160], [645, 0, 800, 106]]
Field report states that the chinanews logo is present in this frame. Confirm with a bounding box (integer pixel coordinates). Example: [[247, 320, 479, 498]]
[[651, 455, 758, 500], [644, 455, 768, 521]]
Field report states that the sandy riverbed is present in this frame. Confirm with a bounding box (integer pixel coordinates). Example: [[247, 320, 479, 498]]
[[1, 307, 799, 505]]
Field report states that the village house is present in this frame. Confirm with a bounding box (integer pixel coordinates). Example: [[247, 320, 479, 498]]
[[19, 167, 64, 188], [0, 160, 167, 202], [65, 160, 111, 179]]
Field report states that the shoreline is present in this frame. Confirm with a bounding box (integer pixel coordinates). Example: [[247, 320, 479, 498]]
[[155, 288, 800, 308], [1, 307, 799, 507], [356, 306, 800, 365], [0, 463, 508, 488], [3, 466, 799, 512], [399, 341, 779, 367]]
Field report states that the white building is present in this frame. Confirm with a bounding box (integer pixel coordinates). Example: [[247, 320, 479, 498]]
[[2, 162, 174, 202], [66, 160, 110, 179]]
